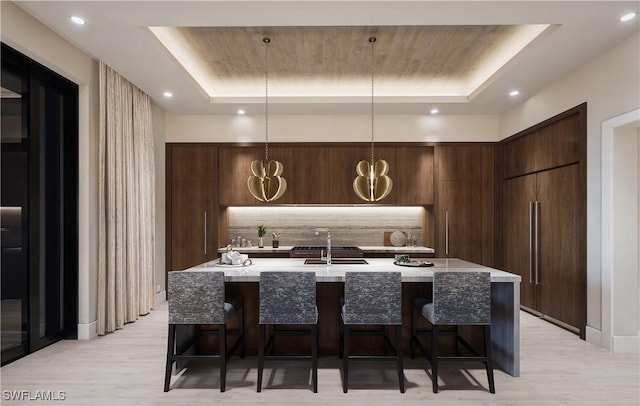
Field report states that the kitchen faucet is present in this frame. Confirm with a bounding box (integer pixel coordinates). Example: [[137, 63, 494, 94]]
[[314, 228, 331, 265]]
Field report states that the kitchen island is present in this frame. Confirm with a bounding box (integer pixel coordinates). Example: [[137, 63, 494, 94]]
[[184, 257, 521, 376]]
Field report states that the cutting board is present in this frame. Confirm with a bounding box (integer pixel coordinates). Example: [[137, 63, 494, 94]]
[[383, 231, 393, 246]]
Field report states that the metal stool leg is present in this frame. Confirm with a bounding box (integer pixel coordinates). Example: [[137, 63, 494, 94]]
[[431, 324, 439, 393], [257, 324, 265, 392], [343, 324, 350, 393], [164, 324, 176, 392], [484, 325, 495, 394], [312, 324, 318, 393], [219, 324, 227, 392], [396, 325, 405, 393]]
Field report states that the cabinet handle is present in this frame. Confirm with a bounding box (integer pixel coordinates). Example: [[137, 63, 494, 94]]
[[529, 201, 534, 284], [534, 201, 540, 285], [204, 210, 207, 256], [445, 210, 449, 256]]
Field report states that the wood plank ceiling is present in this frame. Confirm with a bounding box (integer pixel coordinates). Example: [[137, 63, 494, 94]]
[[159, 25, 545, 98]]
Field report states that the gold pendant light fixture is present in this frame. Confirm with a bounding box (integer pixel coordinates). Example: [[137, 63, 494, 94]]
[[247, 37, 287, 202], [353, 36, 393, 202]]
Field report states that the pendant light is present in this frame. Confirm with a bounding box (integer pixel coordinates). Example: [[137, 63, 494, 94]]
[[247, 37, 287, 202], [353, 36, 393, 202]]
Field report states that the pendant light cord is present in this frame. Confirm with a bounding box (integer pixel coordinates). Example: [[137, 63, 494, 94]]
[[264, 37, 270, 163], [369, 36, 376, 167]]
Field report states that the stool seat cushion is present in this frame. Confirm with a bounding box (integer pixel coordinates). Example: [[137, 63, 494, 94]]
[[224, 296, 243, 319]]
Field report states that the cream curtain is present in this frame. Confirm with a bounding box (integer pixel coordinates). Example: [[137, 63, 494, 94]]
[[97, 62, 156, 335]]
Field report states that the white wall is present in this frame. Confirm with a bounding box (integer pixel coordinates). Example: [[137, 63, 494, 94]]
[[166, 113, 500, 143], [501, 31, 640, 336], [612, 127, 639, 340], [1, 1, 100, 338], [151, 102, 166, 301]]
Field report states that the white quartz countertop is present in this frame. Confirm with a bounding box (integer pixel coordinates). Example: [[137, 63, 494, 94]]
[[185, 258, 521, 283], [216, 245, 435, 254]]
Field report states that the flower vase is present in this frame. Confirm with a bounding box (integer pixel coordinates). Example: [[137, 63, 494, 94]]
[[259, 237, 264, 248]]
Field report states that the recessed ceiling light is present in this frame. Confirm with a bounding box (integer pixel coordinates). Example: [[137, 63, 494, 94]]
[[620, 12, 637, 22], [70, 16, 85, 25], [163, 91, 173, 98], [509, 90, 520, 97], [430, 108, 439, 114], [237, 109, 246, 115]]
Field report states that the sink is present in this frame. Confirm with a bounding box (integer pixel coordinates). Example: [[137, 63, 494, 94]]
[[304, 258, 369, 265]]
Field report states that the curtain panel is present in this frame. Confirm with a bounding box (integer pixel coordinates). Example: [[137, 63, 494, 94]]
[[97, 62, 156, 335]]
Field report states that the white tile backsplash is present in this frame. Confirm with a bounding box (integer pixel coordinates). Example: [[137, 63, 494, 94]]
[[227, 206, 423, 247]]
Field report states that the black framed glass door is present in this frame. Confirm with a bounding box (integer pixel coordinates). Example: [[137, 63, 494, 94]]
[[1, 43, 78, 365]]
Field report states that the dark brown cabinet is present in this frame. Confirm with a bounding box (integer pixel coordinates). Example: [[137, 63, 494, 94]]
[[503, 165, 581, 331], [218, 144, 433, 205], [218, 146, 262, 205], [167, 145, 218, 271], [435, 145, 494, 266], [503, 107, 582, 179], [499, 103, 586, 337]]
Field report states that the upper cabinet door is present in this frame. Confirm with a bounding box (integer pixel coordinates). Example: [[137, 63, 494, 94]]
[[437, 145, 483, 181], [502, 104, 584, 179], [218, 146, 263, 205], [534, 112, 581, 171], [503, 135, 536, 179], [171, 145, 216, 182], [392, 146, 434, 205], [217, 144, 434, 205]]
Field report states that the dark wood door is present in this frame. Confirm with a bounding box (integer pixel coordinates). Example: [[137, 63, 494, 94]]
[[170, 181, 215, 270], [168, 145, 217, 271], [438, 180, 483, 264], [503, 174, 537, 310], [536, 164, 581, 329]]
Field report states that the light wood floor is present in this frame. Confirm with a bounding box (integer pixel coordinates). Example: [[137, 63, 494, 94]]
[[1, 302, 638, 405]]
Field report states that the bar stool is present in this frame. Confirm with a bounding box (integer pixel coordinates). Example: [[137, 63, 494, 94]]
[[257, 272, 318, 393], [412, 271, 495, 393], [410, 294, 432, 358], [164, 270, 244, 392], [340, 271, 404, 393]]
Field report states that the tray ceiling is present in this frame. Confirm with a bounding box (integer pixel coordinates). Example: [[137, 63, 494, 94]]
[[149, 24, 548, 101]]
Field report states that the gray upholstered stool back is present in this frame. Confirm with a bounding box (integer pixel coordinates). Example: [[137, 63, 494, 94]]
[[168, 270, 226, 324], [343, 272, 402, 325], [259, 272, 317, 325], [428, 271, 491, 325]]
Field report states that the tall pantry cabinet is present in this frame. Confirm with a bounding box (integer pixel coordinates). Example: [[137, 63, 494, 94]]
[[435, 145, 495, 266], [166, 145, 218, 271], [500, 103, 586, 337]]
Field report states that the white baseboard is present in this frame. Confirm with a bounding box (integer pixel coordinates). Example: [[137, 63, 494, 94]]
[[612, 335, 640, 353], [77, 320, 97, 340], [155, 290, 166, 305], [585, 326, 602, 348]]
